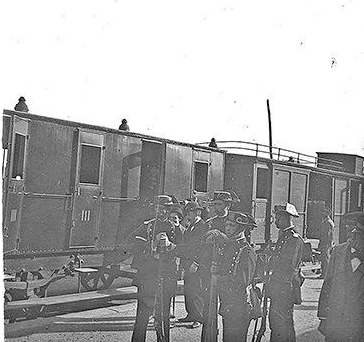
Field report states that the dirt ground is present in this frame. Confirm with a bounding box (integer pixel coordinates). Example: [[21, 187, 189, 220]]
[[4, 275, 325, 342]]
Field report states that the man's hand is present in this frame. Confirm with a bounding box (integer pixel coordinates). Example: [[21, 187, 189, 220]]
[[205, 229, 228, 244], [155, 232, 171, 247], [189, 262, 199, 273]]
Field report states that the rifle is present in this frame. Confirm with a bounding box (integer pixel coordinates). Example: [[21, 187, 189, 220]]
[[155, 245, 166, 342], [203, 242, 219, 342], [252, 253, 269, 342]]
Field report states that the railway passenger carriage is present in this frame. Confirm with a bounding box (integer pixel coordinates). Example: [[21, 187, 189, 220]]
[[207, 141, 364, 246], [2, 110, 224, 275], [2, 109, 364, 298]]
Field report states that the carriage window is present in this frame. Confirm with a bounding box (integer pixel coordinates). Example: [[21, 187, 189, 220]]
[[79, 144, 101, 184], [256, 168, 269, 199], [194, 161, 208, 192], [11, 133, 26, 179]]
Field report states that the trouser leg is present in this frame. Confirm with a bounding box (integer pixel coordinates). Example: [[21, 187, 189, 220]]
[[269, 297, 295, 342], [131, 297, 154, 342], [222, 314, 250, 342], [320, 248, 329, 277], [184, 272, 204, 321], [154, 292, 172, 342]]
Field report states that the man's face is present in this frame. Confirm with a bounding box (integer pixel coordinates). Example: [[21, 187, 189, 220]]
[[212, 200, 228, 215], [346, 220, 364, 251], [225, 220, 239, 237], [186, 210, 197, 222], [168, 212, 181, 226], [275, 212, 291, 230]]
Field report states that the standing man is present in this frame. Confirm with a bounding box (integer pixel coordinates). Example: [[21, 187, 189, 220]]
[[177, 201, 208, 328], [318, 211, 364, 342], [206, 191, 239, 233], [201, 211, 257, 342], [318, 207, 334, 278], [128, 195, 179, 342], [268, 203, 304, 342]]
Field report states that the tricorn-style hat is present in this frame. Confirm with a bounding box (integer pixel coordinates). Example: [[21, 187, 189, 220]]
[[227, 211, 248, 225], [343, 211, 364, 226], [212, 190, 240, 203], [167, 204, 184, 220], [226, 211, 257, 227], [274, 203, 299, 218], [184, 201, 203, 213], [154, 195, 174, 206]]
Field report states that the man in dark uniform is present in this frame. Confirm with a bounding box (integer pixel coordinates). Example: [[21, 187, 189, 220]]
[[129, 195, 182, 342], [199, 211, 257, 342], [14, 96, 29, 112], [318, 207, 334, 278], [177, 201, 208, 328], [206, 191, 239, 233], [318, 211, 364, 342], [267, 203, 304, 342], [119, 118, 130, 131]]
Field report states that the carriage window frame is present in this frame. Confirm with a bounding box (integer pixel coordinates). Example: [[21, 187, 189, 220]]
[[193, 160, 209, 193], [11, 133, 26, 180], [256, 167, 269, 199], [79, 143, 102, 185]]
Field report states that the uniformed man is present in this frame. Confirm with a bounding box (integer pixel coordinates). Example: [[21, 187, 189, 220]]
[[200, 211, 257, 342], [128, 195, 181, 342], [267, 203, 304, 342], [14, 96, 29, 112], [317, 211, 364, 342], [119, 118, 130, 131], [206, 191, 239, 233], [318, 207, 334, 278], [177, 201, 208, 328]]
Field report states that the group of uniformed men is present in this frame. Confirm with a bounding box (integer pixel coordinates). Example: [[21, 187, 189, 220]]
[[127, 191, 364, 342]]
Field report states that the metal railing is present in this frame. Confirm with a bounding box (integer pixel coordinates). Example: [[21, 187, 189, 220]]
[[196, 140, 344, 171]]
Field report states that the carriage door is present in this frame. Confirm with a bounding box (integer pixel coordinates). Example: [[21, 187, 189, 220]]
[[70, 131, 105, 247], [252, 163, 270, 244], [3, 115, 28, 252], [192, 149, 211, 205], [139, 140, 164, 205]]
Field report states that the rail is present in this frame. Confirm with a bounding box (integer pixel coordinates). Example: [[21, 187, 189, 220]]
[[196, 140, 344, 171]]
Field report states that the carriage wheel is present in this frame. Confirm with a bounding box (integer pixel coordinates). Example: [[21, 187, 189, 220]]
[[80, 268, 115, 291]]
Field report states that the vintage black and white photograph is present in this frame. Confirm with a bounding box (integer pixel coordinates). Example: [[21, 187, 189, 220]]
[[1, 1, 364, 342]]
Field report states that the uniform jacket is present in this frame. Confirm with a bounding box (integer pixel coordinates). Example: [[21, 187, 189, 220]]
[[206, 213, 228, 233], [177, 218, 208, 270], [217, 234, 257, 312], [268, 227, 304, 304], [317, 242, 364, 342], [129, 218, 182, 282]]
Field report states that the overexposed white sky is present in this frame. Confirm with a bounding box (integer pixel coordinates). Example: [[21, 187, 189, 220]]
[[1, 0, 363, 156]]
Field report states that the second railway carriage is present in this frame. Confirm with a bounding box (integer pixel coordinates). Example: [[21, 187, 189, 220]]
[[2, 110, 224, 293], [205, 141, 364, 247]]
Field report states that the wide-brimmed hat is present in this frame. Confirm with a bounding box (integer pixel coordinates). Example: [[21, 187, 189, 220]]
[[274, 203, 299, 218], [343, 211, 364, 227], [226, 211, 257, 226]]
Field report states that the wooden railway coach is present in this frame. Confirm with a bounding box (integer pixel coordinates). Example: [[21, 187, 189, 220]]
[[2, 110, 224, 276], [215, 141, 364, 246]]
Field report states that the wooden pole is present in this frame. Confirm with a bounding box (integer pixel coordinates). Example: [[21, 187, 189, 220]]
[[266, 99, 273, 159]]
